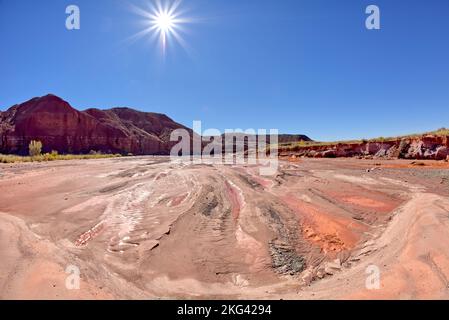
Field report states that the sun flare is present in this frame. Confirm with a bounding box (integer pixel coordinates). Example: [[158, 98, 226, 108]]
[[155, 12, 175, 32], [130, 0, 191, 55]]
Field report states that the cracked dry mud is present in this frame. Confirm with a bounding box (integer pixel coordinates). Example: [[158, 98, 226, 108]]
[[1, 157, 449, 299]]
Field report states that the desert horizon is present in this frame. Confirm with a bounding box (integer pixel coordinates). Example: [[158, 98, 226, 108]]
[[1, 91, 449, 301], [2, 93, 448, 161], [1, 0, 449, 315]]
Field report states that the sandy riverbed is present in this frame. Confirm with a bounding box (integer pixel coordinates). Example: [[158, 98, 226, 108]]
[[1, 157, 448, 299]]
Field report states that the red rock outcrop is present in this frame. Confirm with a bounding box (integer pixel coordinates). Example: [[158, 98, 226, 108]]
[[281, 136, 449, 160], [0, 94, 192, 155]]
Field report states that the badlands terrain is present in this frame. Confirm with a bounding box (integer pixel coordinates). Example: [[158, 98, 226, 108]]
[[1, 156, 449, 299]]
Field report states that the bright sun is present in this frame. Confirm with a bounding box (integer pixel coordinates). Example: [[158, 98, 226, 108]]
[[130, 0, 191, 55], [154, 12, 175, 33]]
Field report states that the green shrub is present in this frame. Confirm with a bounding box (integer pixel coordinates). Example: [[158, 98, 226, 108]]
[[0, 151, 121, 163], [29, 140, 43, 157]]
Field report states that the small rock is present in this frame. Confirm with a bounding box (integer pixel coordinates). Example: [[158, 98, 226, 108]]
[[301, 268, 314, 285], [316, 268, 326, 279], [324, 259, 342, 275], [324, 268, 334, 276]]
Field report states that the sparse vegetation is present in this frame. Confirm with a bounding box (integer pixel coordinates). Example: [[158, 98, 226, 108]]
[[0, 152, 122, 164], [0, 141, 122, 163], [28, 140, 42, 157], [430, 127, 449, 136]]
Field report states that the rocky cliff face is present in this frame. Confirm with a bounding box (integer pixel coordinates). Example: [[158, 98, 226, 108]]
[[0, 94, 192, 155], [281, 136, 449, 160]]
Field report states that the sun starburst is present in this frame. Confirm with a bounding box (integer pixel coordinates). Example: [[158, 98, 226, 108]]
[[129, 0, 191, 55]]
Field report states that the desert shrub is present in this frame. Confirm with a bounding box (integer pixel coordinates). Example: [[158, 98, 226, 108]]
[[89, 150, 104, 156], [434, 128, 449, 136], [40, 150, 58, 161], [29, 140, 42, 157], [0, 154, 29, 163], [0, 152, 121, 163]]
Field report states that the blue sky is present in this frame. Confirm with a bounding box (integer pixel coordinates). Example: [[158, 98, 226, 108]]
[[1, 0, 448, 141]]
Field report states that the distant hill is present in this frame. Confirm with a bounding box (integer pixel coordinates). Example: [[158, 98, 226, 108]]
[[277, 134, 312, 144], [0, 94, 192, 155], [0, 94, 313, 156]]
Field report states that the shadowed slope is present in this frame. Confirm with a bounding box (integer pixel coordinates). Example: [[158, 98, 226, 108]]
[[0, 94, 191, 155]]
